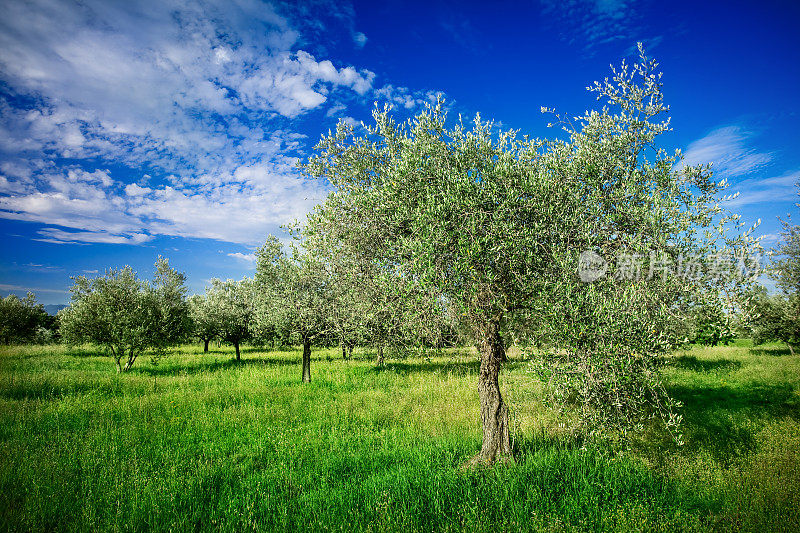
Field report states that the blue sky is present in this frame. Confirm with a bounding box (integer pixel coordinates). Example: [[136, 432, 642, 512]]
[[1, 0, 798, 304]]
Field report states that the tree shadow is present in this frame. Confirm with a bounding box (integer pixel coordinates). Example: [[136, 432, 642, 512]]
[[137, 355, 302, 376], [669, 381, 800, 462], [374, 359, 481, 376], [749, 346, 794, 357], [671, 355, 742, 373], [372, 356, 532, 376]]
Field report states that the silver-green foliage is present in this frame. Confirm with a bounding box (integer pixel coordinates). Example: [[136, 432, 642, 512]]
[[0, 292, 52, 345], [255, 234, 332, 346], [752, 182, 800, 353], [203, 278, 255, 359], [303, 45, 757, 442], [59, 258, 191, 372]]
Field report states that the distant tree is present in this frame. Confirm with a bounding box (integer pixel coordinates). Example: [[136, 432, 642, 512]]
[[150, 257, 193, 355], [690, 300, 735, 347], [305, 223, 448, 365], [303, 45, 756, 463], [0, 292, 51, 344], [774, 181, 800, 297], [59, 258, 191, 372], [204, 278, 254, 361], [189, 294, 217, 352], [754, 181, 800, 353], [255, 234, 332, 383]]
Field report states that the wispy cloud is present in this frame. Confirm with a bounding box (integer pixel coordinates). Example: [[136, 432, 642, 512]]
[[353, 32, 368, 48], [0, 283, 67, 294], [678, 126, 774, 178], [540, 0, 661, 54], [726, 170, 799, 209], [374, 85, 442, 110]]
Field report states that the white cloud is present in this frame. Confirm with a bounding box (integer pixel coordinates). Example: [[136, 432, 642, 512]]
[[678, 126, 774, 178], [326, 102, 347, 117], [375, 84, 442, 110], [725, 170, 800, 208], [124, 183, 152, 196], [227, 252, 257, 263], [0, 0, 382, 245]]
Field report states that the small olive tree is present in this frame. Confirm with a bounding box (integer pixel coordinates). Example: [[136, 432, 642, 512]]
[[255, 234, 333, 383], [189, 294, 218, 352], [204, 278, 255, 361], [59, 258, 191, 372], [754, 181, 800, 353], [0, 292, 52, 345]]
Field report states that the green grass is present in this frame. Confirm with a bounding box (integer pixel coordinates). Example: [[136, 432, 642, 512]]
[[0, 341, 798, 532]]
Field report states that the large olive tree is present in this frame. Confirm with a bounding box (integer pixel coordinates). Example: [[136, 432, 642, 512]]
[[303, 46, 754, 464]]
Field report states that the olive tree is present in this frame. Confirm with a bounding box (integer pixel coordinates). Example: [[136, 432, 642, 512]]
[[303, 45, 755, 464], [59, 258, 191, 372], [189, 294, 218, 352], [754, 181, 800, 353], [204, 278, 255, 361], [0, 292, 52, 345], [306, 224, 449, 364], [255, 234, 332, 383]]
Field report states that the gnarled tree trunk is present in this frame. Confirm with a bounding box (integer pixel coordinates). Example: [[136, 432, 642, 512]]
[[302, 337, 311, 383], [467, 318, 512, 466], [234, 342, 240, 361], [376, 343, 385, 366], [204, 339, 209, 353]]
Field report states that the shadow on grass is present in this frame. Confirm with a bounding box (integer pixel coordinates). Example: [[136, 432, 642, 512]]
[[670, 381, 800, 462], [671, 355, 742, 373], [373, 355, 533, 376], [749, 346, 794, 357], [375, 359, 480, 376], [136, 355, 302, 376]]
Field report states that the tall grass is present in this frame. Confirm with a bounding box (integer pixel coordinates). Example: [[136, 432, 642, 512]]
[[0, 341, 797, 531]]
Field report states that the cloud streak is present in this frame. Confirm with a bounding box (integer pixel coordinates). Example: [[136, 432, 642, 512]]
[[678, 126, 773, 178]]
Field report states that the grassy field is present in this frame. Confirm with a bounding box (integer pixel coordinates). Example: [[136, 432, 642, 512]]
[[1, 341, 798, 532]]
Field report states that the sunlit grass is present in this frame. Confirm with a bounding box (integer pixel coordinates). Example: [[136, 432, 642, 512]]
[[0, 340, 798, 531]]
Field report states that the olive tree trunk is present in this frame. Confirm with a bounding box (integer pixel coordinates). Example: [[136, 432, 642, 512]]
[[302, 338, 311, 383], [376, 343, 385, 366], [234, 342, 240, 361], [467, 318, 512, 466], [203, 339, 209, 353]]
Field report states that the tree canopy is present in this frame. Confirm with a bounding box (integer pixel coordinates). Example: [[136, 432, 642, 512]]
[[0, 292, 52, 345], [303, 45, 757, 463], [59, 258, 191, 372]]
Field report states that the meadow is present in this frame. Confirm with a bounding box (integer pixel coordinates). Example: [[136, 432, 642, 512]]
[[0, 341, 798, 532]]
